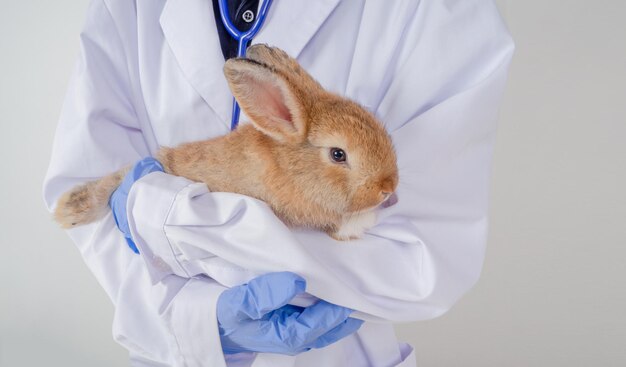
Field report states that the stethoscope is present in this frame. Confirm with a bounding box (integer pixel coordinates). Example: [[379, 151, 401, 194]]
[[218, 0, 274, 130]]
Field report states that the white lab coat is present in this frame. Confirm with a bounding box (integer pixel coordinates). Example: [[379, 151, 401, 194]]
[[43, 0, 514, 365]]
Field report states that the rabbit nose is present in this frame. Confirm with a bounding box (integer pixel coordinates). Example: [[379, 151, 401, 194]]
[[380, 176, 397, 196]]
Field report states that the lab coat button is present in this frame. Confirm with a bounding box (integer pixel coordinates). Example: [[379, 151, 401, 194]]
[[242, 10, 254, 23]]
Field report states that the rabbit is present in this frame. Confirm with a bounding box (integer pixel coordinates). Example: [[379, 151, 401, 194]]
[[54, 44, 399, 240]]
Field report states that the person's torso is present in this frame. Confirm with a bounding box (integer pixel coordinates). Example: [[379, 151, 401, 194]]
[[105, 0, 426, 365]]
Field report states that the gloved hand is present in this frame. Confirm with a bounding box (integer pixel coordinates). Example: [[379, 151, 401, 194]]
[[109, 157, 164, 254], [217, 272, 363, 355]]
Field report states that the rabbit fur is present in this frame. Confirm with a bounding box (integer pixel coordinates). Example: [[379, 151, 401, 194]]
[[54, 45, 398, 240]]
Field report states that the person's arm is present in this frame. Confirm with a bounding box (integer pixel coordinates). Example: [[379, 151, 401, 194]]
[[126, 0, 515, 322], [43, 1, 234, 365]]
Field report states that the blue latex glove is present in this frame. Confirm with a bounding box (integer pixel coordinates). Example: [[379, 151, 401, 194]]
[[109, 157, 164, 254], [217, 272, 364, 355]]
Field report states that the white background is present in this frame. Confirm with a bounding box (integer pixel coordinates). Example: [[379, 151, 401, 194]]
[[1, 1, 625, 366]]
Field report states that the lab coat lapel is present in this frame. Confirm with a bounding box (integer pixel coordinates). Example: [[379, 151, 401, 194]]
[[160, 0, 341, 127], [160, 0, 231, 129], [252, 0, 341, 59]]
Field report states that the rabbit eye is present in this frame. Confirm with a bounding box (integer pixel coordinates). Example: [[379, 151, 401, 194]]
[[330, 148, 346, 163]]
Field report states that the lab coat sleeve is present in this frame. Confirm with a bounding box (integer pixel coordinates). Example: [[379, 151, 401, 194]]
[[127, 1, 515, 322], [42, 1, 232, 365]]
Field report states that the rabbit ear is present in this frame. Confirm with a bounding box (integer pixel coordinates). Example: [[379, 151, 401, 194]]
[[224, 58, 307, 143]]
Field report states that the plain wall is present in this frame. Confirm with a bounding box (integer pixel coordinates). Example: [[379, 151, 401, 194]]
[[1, 1, 624, 366]]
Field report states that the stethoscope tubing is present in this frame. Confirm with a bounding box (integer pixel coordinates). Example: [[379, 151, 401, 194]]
[[218, 0, 274, 130]]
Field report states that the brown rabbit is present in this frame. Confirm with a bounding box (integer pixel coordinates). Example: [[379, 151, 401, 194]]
[[54, 44, 398, 240]]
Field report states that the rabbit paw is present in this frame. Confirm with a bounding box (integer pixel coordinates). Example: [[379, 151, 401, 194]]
[[331, 211, 377, 241]]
